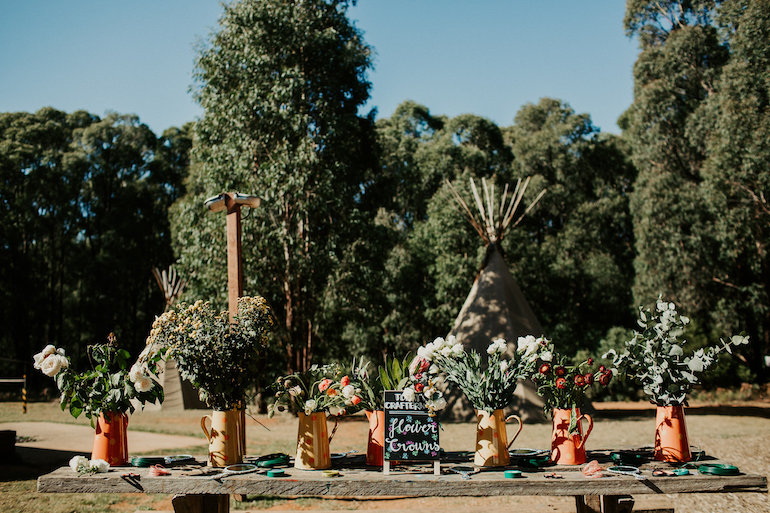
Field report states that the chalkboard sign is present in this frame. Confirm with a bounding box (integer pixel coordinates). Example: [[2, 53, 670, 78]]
[[383, 390, 441, 464]]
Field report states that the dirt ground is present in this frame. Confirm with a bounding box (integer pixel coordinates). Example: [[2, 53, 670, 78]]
[[1, 401, 768, 513]]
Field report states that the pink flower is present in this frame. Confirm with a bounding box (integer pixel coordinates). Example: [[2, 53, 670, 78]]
[[350, 396, 361, 406], [318, 379, 333, 392], [340, 376, 350, 387]]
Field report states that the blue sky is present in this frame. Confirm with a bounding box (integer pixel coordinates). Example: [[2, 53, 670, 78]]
[[0, 1, 638, 135]]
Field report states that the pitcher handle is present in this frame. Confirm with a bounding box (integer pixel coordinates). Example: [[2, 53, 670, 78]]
[[576, 413, 594, 450], [328, 415, 339, 444], [505, 414, 524, 450], [200, 415, 212, 443]]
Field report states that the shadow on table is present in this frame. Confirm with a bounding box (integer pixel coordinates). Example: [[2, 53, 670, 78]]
[[0, 446, 82, 482]]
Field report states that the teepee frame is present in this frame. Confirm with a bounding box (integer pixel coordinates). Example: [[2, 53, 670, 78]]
[[446, 176, 546, 244]]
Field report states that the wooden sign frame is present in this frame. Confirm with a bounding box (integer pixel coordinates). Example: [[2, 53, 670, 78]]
[[382, 390, 441, 476]]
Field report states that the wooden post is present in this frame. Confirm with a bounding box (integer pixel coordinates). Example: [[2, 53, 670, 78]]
[[204, 192, 261, 323], [204, 191, 261, 503], [172, 494, 229, 513], [224, 194, 244, 323]]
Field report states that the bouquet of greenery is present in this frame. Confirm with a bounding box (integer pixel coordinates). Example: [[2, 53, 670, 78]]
[[603, 296, 749, 406], [352, 353, 413, 411], [419, 335, 537, 413], [529, 336, 610, 431], [139, 296, 275, 410], [268, 363, 354, 416], [33, 333, 163, 422]]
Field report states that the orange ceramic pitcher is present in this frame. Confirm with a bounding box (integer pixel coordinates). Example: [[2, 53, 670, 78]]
[[474, 409, 523, 467], [295, 411, 337, 470], [551, 407, 593, 465], [654, 405, 691, 462], [92, 412, 128, 466], [365, 410, 385, 466], [201, 409, 245, 467]]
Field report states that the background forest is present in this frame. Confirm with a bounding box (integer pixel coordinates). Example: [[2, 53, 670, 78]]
[[2, 0, 768, 399]]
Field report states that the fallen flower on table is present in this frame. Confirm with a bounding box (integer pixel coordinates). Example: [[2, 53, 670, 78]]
[[582, 460, 604, 478], [69, 455, 110, 474]]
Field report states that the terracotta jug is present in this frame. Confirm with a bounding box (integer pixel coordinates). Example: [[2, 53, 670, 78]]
[[365, 410, 385, 466], [551, 407, 593, 465], [92, 412, 128, 466], [201, 409, 245, 467], [474, 409, 523, 467], [654, 404, 691, 462], [295, 411, 337, 470]]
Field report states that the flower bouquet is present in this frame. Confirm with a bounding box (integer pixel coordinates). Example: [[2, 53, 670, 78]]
[[33, 333, 163, 465], [529, 336, 609, 464], [269, 363, 352, 469], [421, 335, 538, 466], [604, 296, 749, 461], [140, 296, 275, 466]]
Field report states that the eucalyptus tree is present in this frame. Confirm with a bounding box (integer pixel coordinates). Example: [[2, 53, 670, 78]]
[[0, 108, 181, 378], [504, 99, 636, 355], [698, 0, 770, 379], [621, 0, 728, 315], [180, 0, 376, 372]]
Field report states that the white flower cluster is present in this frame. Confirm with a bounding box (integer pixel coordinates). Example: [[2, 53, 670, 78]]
[[416, 335, 464, 363], [128, 362, 155, 393], [516, 335, 546, 362], [605, 297, 749, 405], [69, 455, 109, 474], [33, 345, 69, 377]]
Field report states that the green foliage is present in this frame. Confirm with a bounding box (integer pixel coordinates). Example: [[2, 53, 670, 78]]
[[428, 337, 539, 412], [622, 0, 768, 383], [38, 335, 163, 421], [142, 296, 276, 410], [605, 297, 750, 405], [0, 108, 185, 379], [177, 0, 377, 374]]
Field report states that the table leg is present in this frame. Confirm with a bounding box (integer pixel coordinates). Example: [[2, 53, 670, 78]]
[[575, 495, 635, 513], [172, 494, 229, 513]]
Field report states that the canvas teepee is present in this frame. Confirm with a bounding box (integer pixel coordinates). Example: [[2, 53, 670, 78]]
[[443, 177, 547, 422], [151, 266, 206, 410]]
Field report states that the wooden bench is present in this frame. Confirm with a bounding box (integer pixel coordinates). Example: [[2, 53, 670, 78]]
[[37, 451, 767, 513]]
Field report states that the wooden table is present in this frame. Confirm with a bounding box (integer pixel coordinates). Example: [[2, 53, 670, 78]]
[[37, 451, 767, 513]]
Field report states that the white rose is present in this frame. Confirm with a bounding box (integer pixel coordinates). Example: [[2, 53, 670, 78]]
[[489, 338, 507, 355], [289, 385, 303, 397], [129, 363, 144, 382], [342, 385, 355, 398], [69, 455, 89, 473], [517, 336, 536, 354], [328, 405, 344, 416], [304, 399, 317, 414], [40, 354, 67, 377], [401, 387, 415, 402], [540, 350, 552, 362], [89, 459, 110, 473], [134, 375, 153, 393], [33, 345, 58, 369]]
